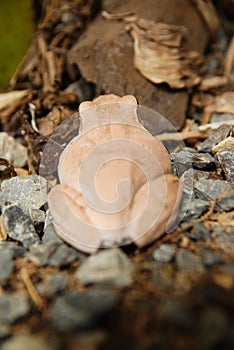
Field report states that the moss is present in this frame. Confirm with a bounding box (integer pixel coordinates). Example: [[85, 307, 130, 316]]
[[0, 0, 34, 88]]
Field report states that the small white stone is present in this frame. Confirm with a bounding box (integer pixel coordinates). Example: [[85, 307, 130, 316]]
[[0, 132, 27, 168]]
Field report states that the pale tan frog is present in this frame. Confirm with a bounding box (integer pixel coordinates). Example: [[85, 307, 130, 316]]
[[48, 94, 182, 253]]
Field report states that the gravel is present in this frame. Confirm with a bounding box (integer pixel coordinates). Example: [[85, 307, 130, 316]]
[[0, 132, 27, 168], [36, 274, 69, 298], [171, 151, 217, 172], [194, 178, 234, 211], [216, 150, 234, 182], [176, 249, 205, 273], [197, 124, 232, 152], [0, 250, 14, 281], [51, 290, 120, 330], [76, 248, 133, 287], [0, 175, 48, 213], [0, 292, 31, 325], [27, 241, 83, 267], [1, 205, 39, 248], [152, 244, 176, 263]]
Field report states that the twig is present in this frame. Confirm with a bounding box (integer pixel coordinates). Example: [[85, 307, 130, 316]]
[[21, 267, 45, 311]]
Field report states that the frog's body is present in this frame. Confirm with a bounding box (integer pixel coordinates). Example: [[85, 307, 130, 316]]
[[48, 95, 182, 253]]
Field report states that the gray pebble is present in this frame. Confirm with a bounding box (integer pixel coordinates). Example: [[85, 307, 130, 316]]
[[76, 248, 133, 287], [188, 222, 210, 241], [220, 263, 234, 276], [0, 292, 31, 325], [48, 243, 81, 267], [27, 241, 82, 267], [65, 79, 94, 102], [0, 242, 26, 257], [194, 178, 234, 211], [0, 132, 27, 168], [151, 266, 174, 290], [152, 244, 176, 263], [42, 210, 62, 243], [159, 299, 194, 329], [216, 150, 234, 182], [0, 175, 48, 213], [176, 249, 205, 273], [171, 151, 216, 173], [29, 209, 45, 227], [37, 274, 69, 298], [0, 250, 14, 281], [1, 205, 39, 248], [199, 307, 228, 349], [197, 125, 232, 152], [51, 290, 120, 330], [42, 223, 61, 243], [211, 113, 234, 123], [181, 197, 210, 222], [202, 250, 222, 266], [1, 334, 54, 350]]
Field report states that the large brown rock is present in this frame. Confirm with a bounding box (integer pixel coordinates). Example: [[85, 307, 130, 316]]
[[68, 0, 209, 130]]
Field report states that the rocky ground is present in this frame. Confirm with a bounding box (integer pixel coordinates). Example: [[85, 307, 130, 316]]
[[0, 1, 234, 349]]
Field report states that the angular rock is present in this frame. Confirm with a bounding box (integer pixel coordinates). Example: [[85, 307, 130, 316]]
[[181, 197, 210, 222], [0, 292, 31, 325], [1, 334, 54, 350], [202, 250, 222, 266], [42, 210, 62, 243], [216, 150, 234, 182], [51, 290, 120, 330], [0, 242, 26, 257], [27, 241, 83, 267], [221, 262, 234, 276], [76, 248, 133, 287], [171, 151, 216, 173], [0, 250, 14, 281], [211, 113, 234, 123], [199, 307, 229, 350], [0, 175, 48, 213], [0, 132, 27, 168], [29, 209, 45, 228], [48, 243, 82, 268], [152, 244, 176, 263], [36, 274, 69, 298], [194, 178, 234, 211], [197, 125, 232, 152], [159, 299, 194, 329], [176, 249, 205, 273], [212, 136, 234, 153], [187, 223, 210, 241], [42, 223, 61, 243], [1, 205, 39, 248]]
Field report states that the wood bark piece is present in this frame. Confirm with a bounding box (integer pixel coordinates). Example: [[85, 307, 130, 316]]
[[68, 0, 210, 130]]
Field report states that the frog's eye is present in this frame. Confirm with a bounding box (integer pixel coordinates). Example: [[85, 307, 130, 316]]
[[46, 94, 183, 253]]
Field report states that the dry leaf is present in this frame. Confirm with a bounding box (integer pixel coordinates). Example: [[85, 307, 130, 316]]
[[128, 18, 201, 89]]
